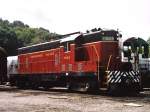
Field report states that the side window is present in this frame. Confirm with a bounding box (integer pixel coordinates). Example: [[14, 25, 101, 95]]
[[63, 42, 70, 52], [123, 46, 131, 58], [102, 36, 114, 41], [64, 43, 67, 52], [74, 35, 89, 61], [75, 46, 89, 61], [75, 47, 83, 61]]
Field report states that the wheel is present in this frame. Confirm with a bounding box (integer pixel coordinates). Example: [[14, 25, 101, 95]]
[[30, 83, 39, 90], [16, 80, 26, 89], [85, 82, 90, 91], [84, 81, 99, 92], [66, 82, 73, 91]]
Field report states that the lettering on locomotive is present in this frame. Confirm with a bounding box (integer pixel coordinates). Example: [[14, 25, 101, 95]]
[[64, 56, 70, 60], [30, 54, 43, 58]]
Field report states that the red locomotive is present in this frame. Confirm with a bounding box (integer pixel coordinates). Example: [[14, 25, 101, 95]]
[[9, 29, 141, 94]]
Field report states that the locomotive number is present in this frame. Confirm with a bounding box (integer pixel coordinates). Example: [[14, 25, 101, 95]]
[[64, 56, 70, 60]]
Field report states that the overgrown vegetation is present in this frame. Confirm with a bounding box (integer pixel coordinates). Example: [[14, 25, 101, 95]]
[[0, 18, 60, 56]]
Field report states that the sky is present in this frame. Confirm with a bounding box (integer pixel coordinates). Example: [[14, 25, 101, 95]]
[[0, 0, 149, 40]]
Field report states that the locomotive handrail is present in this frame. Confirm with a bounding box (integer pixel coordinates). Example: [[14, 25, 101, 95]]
[[106, 55, 112, 71], [92, 45, 100, 81], [105, 55, 112, 86]]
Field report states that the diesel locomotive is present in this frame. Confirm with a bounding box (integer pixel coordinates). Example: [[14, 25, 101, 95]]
[[122, 37, 150, 88], [8, 29, 141, 94]]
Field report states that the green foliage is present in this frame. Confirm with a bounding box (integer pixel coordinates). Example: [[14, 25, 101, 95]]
[[0, 18, 60, 56], [0, 25, 19, 55], [12, 21, 59, 46]]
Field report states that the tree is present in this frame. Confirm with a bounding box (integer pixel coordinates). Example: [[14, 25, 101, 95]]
[[0, 18, 60, 56], [11, 20, 29, 28], [0, 26, 19, 55]]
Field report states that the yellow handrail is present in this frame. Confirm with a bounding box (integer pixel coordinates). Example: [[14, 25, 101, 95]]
[[107, 55, 112, 71], [92, 45, 100, 81]]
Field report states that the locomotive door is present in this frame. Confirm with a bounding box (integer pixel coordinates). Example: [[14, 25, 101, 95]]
[[54, 49, 60, 72]]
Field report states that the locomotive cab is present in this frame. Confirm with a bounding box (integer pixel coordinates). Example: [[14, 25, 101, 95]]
[[61, 30, 141, 94]]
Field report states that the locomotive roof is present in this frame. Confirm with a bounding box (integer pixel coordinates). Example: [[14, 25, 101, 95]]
[[83, 30, 120, 36], [18, 33, 82, 54], [18, 32, 81, 50], [60, 30, 120, 43], [79, 30, 120, 43], [18, 40, 60, 54], [18, 40, 60, 50], [60, 33, 81, 43]]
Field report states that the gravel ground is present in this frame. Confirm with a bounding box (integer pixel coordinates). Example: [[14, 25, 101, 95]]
[[0, 85, 150, 112]]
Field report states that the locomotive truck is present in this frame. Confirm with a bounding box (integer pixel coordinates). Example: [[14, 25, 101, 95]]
[[8, 29, 141, 94]]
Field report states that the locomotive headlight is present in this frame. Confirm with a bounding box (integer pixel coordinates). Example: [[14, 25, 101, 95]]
[[116, 56, 120, 59]]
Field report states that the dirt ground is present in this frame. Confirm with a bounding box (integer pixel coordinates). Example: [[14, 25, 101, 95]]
[[0, 85, 150, 112]]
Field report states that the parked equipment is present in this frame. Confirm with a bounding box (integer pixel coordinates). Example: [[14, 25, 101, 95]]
[[122, 37, 150, 88]]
